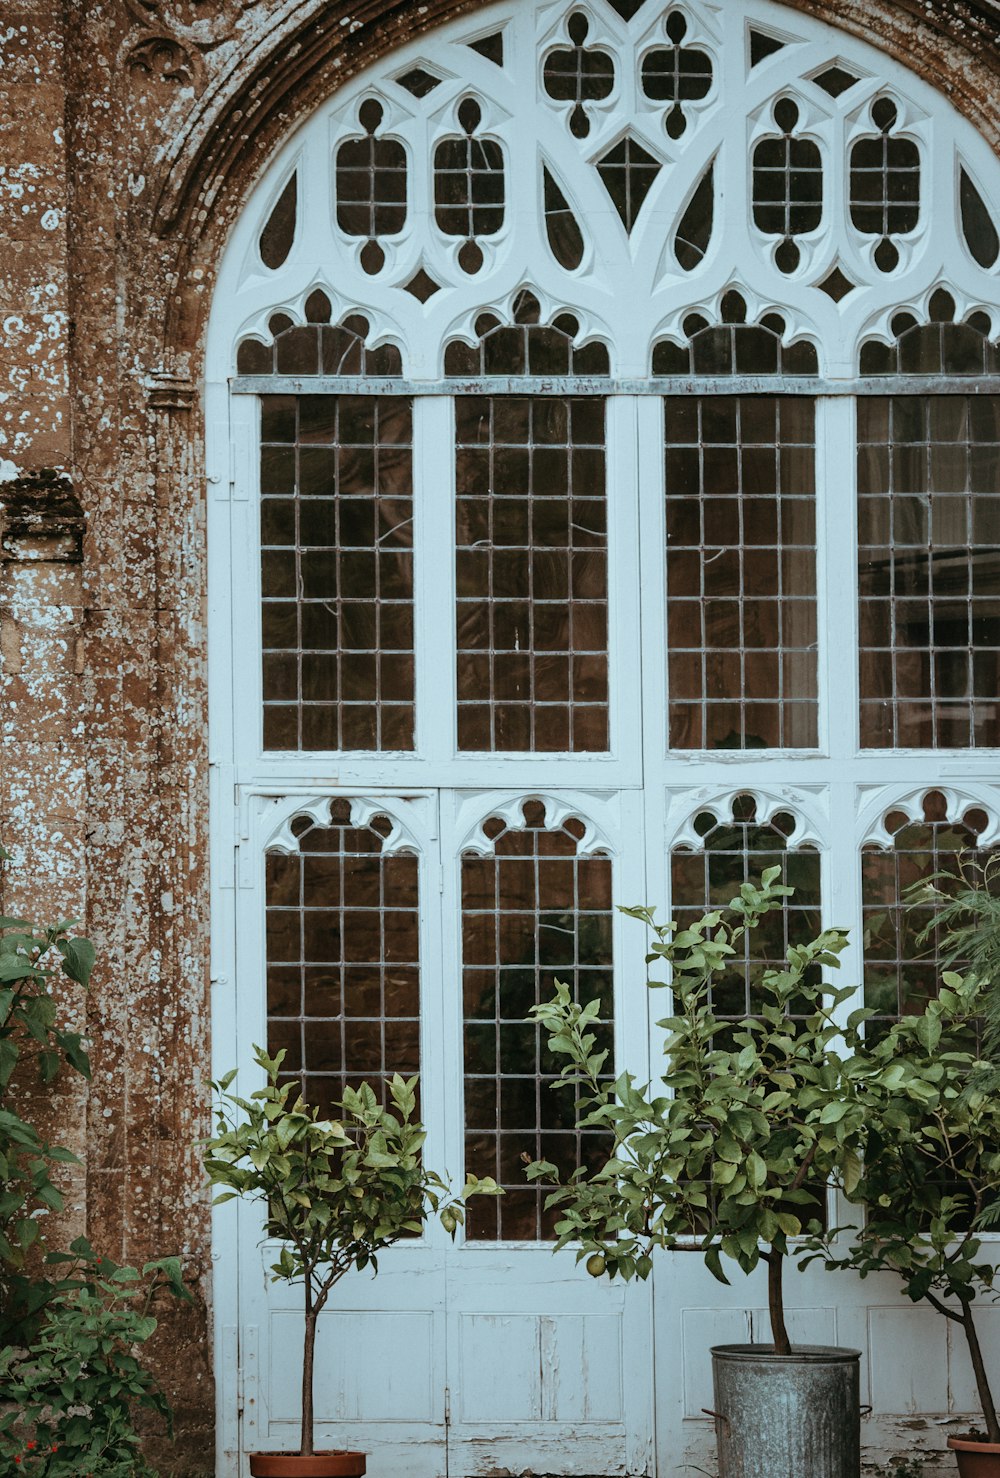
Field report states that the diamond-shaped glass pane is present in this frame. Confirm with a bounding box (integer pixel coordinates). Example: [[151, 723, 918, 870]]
[[404, 269, 441, 303], [596, 135, 661, 232], [396, 67, 441, 98], [817, 265, 856, 302], [813, 64, 860, 97]]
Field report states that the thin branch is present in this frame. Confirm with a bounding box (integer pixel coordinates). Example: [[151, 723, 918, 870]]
[[790, 1141, 819, 1194], [923, 1288, 964, 1324]]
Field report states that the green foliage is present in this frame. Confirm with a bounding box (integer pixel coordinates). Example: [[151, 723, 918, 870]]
[[0, 848, 188, 1474], [905, 856, 1000, 1110], [818, 971, 1000, 1438], [0, 861, 93, 1281], [205, 1048, 497, 1287], [870, 1459, 925, 1478], [527, 870, 869, 1347], [825, 973, 1000, 1300], [203, 1047, 499, 1453], [0, 1237, 190, 1478]]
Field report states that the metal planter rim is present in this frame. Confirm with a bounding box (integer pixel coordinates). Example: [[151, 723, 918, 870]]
[[711, 1343, 862, 1364]]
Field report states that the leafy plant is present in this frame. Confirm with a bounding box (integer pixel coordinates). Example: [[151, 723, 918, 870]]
[[820, 971, 1000, 1443], [0, 1237, 190, 1477], [869, 1459, 925, 1478], [527, 869, 869, 1353], [0, 863, 94, 1285], [203, 1047, 499, 1457], [0, 848, 188, 1476], [905, 854, 1000, 1111]]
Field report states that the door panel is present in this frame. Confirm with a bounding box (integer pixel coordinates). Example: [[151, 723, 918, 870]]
[[447, 1251, 651, 1478], [235, 785, 654, 1476]]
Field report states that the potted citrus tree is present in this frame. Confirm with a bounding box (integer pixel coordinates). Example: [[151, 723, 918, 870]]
[[821, 971, 1000, 1477], [528, 870, 872, 1478], [203, 1046, 497, 1477]]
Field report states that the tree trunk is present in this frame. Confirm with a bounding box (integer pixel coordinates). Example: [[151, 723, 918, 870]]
[[302, 1281, 317, 1456], [766, 1252, 792, 1356], [961, 1301, 1000, 1443]]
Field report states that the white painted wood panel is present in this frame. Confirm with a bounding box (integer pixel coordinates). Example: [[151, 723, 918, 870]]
[[267, 1311, 438, 1422], [868, 1308, 951, 1415]]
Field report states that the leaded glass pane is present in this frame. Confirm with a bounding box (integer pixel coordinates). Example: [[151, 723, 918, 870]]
[[665, 396, 818, 750], [266, 803, 420, 1114], [456, 396, 609, 753], [462, 802, 614, 1241], [859, 396, 1000, 748], [261, 395, 415, 751]]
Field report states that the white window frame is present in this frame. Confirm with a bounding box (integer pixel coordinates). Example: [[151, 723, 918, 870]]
[[204, 2, 1000, 1470]]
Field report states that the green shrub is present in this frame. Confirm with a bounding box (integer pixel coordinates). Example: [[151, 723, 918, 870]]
[[0, 848, 189, 1474], [0, 1240, 189, 1477]]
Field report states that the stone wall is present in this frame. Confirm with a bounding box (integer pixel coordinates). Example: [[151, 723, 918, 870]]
[[1, 1, 999, 1471]]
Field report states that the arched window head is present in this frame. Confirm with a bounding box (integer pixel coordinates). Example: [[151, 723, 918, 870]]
[[214, 0, 1000, 384]]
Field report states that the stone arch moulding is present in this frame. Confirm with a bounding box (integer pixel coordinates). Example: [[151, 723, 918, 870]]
[[154, 0, 1000, 360]]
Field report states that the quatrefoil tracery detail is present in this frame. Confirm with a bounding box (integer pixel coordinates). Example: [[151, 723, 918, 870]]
[[542, 12, 615, 139], [223, 0, 1000, 385], [433, 96, 506, 274], [849, 96, 921, 273], [640, 10, 713, 139], [752, 97, 824, 275]]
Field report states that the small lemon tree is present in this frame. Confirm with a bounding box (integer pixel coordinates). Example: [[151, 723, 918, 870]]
[[203, 1048, 497, 1457], [528, 871, 870, 1353], [820, 973, 1000, 1443]]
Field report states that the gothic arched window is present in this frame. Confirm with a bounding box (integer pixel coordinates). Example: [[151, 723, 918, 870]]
[[207, 2, 1000, 1468]]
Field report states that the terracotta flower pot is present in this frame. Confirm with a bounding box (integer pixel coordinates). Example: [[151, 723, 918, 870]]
[[248, 1454, 366, 1477], [948, 1435, 1000, 1478]]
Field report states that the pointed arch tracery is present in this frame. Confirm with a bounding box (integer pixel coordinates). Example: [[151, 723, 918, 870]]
[[668, 790, 824, 1022], [264, 796, 424, 1113], [210, 0, 1000, 383]]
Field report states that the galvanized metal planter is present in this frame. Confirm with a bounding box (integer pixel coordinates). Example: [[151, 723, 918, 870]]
[[710, 1344, 861, 1478]]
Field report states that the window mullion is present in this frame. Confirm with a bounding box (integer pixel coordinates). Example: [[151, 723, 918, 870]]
[[818, 396, 860, 761], [233, 393, 261, 776], [818, 395, 864, 1234], [635, 395, 666, 777], [413, 395, 457, 766]]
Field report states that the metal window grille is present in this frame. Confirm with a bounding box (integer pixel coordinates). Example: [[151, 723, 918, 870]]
[[858, 395, 1000, 748], [861, 792, 995, 1029], [670, 795, 822, 1023], [456, 395, 610, 752]]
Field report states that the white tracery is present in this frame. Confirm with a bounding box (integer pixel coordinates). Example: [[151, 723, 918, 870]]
[[210, 0, 1000, 384]]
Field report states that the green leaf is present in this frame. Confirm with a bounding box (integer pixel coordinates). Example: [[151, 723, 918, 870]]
[[0, 957, 38, 983], [841, 1150, 862, 1197], [58, 936, 96, 988], [704, 1244, 730, 1286], [0, 1038, 17, 1087]]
